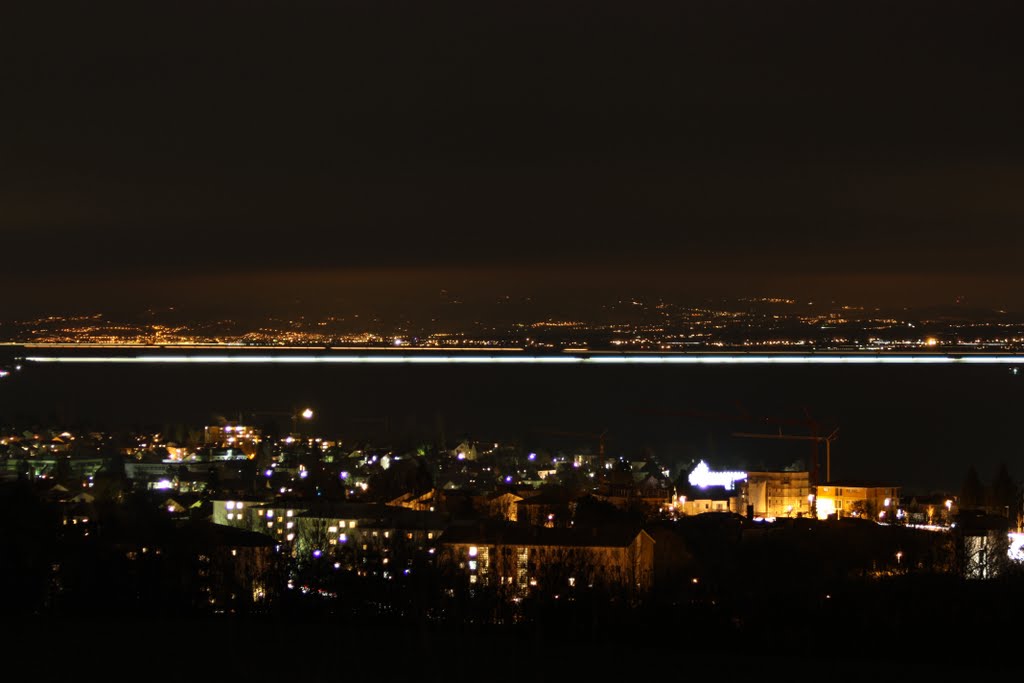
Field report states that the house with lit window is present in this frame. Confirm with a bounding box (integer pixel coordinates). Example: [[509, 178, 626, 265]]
[[211, 496, 269, 527], [515, 489, 576, 527], [387, 489, 441, 512], [185, 522, 281, 612], [484, 491, 526, 522], [438, 522, 655, 597], [672, 484, 739, 516]]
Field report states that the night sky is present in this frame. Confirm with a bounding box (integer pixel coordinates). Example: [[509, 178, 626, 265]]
[[3, 0, 1023, 314]]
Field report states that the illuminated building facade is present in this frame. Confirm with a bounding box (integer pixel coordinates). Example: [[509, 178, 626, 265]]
[[954, 511, 1010, 579], [670, 460, 746, 516], [220, 500, 447, 575], [212, 497, 266, 527], [743, 471, 813, 519], [485, 492, 525, 522], [451, 440, 478, 461], [214, 498, 449, 577], [814, 483, 900, 520], [675, 467, 813, 519], [674, 487, 739, 515], [439, 523, 655, 596], [204, 424, 261, 458]]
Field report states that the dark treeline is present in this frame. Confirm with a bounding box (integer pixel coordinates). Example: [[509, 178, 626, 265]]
[[2, 473, 1021, 673]]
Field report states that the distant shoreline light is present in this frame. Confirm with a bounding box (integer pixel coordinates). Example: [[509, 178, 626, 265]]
[[21, 354, 1023, 365]]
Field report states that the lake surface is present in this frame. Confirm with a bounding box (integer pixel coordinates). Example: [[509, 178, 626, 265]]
[[2, 351, 1022, 493]]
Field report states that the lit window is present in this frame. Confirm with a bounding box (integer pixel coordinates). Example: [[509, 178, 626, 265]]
[[287, 510, 294, 517], [286, 533, 295, 541], [469, 546, 478, 558], [227, 512, 234, 520], [226, 501, 235, 510]]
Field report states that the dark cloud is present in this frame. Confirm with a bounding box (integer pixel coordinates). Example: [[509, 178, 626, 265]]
[[2, 0, 1023, 311]]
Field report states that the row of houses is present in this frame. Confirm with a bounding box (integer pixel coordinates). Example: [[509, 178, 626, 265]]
[[213, 496, 656, 595], [675, 463, 903, 522]]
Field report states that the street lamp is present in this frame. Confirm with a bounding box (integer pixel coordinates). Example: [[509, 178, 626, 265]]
[[291, 407, 315, 435]]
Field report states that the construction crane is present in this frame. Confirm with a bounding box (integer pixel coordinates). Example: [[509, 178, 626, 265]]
[[732, 427, 840, 483], [637, 405, 835, 485]]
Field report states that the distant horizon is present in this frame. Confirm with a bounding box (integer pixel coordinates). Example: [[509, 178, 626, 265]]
[[4, 289, 1023, 356], [3, 285, 1022, 323]]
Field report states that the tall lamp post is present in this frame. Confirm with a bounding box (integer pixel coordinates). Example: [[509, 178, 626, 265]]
[[292, 407, 314, 436], [248, 408, 315, 437]]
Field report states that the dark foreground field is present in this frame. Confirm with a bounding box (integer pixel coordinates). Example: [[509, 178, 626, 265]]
[[6, 576, 1021, 679]]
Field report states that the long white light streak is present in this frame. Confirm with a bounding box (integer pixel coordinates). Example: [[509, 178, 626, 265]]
[[22, 354, 1023, 365]]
